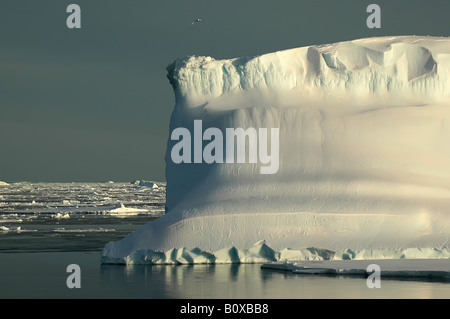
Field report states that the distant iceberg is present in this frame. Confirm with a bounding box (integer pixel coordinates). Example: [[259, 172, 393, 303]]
[[102, 36, 450, 264], [107, 202, 148, 215], [131, 180, 159, 189]]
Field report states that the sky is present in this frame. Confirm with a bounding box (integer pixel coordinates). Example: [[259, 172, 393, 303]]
[[1, 0, 449, 182]]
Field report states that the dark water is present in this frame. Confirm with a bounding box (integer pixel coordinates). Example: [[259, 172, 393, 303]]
[[0, 252, 450, 299], [0, 182, 449, 299], [1, 251, 449, 299]]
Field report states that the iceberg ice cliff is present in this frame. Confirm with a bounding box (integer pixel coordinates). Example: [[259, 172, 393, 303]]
[[102, 36, 450, 264]]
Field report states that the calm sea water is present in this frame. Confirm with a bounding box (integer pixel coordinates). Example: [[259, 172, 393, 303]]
[[0, 182, 449, 299], [1, 251, 449, 299]]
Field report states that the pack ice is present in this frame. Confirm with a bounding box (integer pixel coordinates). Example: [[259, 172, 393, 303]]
[[102, 36, 450, 265]]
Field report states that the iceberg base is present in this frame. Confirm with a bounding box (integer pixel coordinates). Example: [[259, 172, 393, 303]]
[[101, 210, 450, 265]]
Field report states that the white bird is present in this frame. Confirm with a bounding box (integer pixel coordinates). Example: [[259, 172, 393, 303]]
[[191, 18, 203, 25]]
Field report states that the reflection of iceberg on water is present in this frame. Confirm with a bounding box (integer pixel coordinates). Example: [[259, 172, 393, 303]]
[[102, 36, 450, 265]]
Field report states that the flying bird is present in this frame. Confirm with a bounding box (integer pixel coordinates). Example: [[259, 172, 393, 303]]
[[191, 18, 203, 25]]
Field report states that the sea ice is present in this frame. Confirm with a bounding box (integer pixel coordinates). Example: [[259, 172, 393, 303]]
[[53, 213, 71, 219], [107, 202, 148, 215], [132, 180, 159, 189]]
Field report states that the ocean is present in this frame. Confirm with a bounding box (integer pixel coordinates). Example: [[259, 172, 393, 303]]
[[0, 182, 449, 299]]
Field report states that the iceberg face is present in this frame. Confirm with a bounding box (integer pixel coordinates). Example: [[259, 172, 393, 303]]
[[102, 36, 450, 264]]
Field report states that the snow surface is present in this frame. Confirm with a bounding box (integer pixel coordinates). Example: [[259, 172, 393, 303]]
[[102, 36, 450, 265], [0, 181, 9, 186]]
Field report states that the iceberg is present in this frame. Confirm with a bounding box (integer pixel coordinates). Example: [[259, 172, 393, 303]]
[[261, 259, 450, 280], [107, 202, 148, 215], [131, 180, 159, 189], [102, 36, 450, 264]]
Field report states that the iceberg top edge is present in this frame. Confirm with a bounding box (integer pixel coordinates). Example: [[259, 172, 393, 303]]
[[166, 36, 450, 110]]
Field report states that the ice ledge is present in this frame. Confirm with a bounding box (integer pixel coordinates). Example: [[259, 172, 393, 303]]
[[261, 259, 450, 281], [101, 241, 450, 265]]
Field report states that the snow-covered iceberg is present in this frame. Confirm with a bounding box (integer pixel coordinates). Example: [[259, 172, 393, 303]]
[[102, 36, 450, 264], [131, 180, 159, 189]]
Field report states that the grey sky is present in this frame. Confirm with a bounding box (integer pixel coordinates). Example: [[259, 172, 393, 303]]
[[1, 0, 449, 182]]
